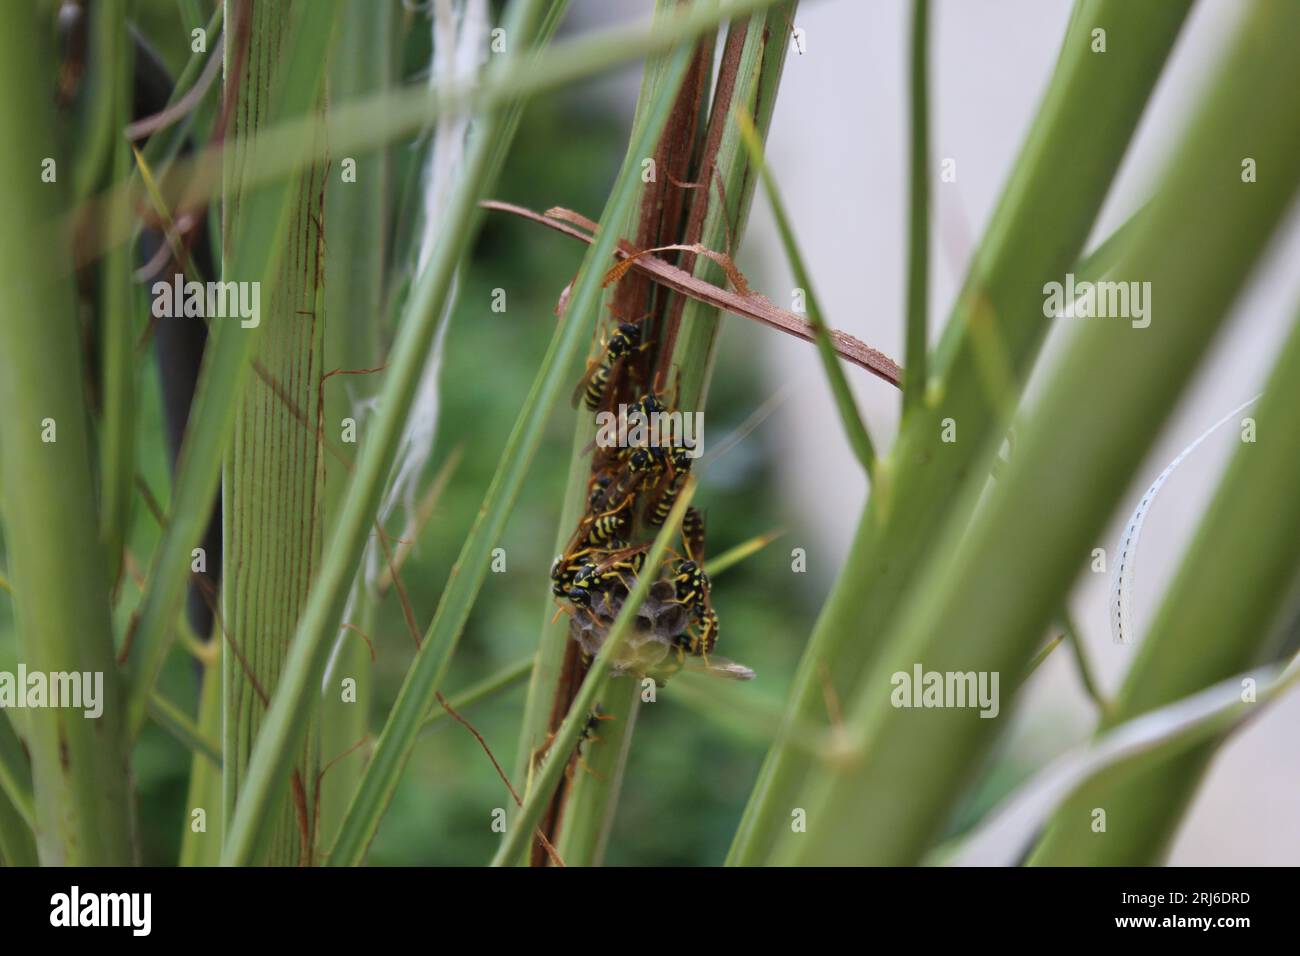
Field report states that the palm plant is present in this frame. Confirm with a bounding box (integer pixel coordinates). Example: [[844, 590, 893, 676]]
[[1, 0, 1298, 869]]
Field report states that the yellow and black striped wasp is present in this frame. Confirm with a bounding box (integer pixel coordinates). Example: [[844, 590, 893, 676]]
[[626, 390, 667, 426], [571, 319, 651, 413], [644, 443, 696, 527], [669, 506, 717, 659], [574, 469, 638, 552], [586, 389, 670, 482], [580, 705, 616, 748], [549, 488, 637, 623], [550, 550, 587, 600], [568, 705, 618, 781], [586, 473, 613, 509], [566, 543, 649, 611], [587, 444, 667, 524], [587, 497, 632, 548], [682, 505, 706, 570]]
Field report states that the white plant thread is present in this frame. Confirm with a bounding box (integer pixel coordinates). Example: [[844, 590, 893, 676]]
[[367, 0, 487, 573], [1110, 394, 1261, 645], [323, 0, 488, 692]]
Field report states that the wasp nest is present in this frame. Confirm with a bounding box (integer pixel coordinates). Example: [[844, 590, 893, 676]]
[[568, 577, 754, 683], [569, 579, 689, 679]]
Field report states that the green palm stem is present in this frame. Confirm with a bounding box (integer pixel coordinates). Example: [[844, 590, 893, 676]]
[[727, 0, 1193, 865], [0, 4, 138, 865]]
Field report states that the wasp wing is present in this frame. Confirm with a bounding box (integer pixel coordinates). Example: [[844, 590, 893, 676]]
[[684, 656, 755, 681]]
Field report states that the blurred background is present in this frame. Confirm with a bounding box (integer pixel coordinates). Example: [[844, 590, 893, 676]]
[[1, 0, 1295, 865], [749, 0, 1300, 865]]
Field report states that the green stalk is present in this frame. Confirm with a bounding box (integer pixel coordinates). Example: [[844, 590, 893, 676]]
[[123, 0, 342, 737], [703, 528, 782, 577], [736, 106, 875, 473], [318, 36, 697, 869], [0, 714, 36, 866], [1059, 609, 1109, 716], [667, 3, 796, 407], [321, 0, 393, 412], [727, 0, 1193, 865], [73, 0, 124, 201], [138, 4, 224, 172], [221, 0, 562, 867], [516, 3, 799, 866], [491, 482, 698, 867], [313, 0, 409, 855], [951, 663, 1300, 866], [219, 0, 333, 868], [7, 582, 214, 772], [0, 715, 35, 833], [148, 691, 221, 767], [483, 0, 576, 181], [776, 0, 1300, 865], [315, 0, 401, 855], [1030, 302, 1300, 863], [519, 0, 718, 867], [98, 0, 135, 594], [668, 673, 831, 755], [1025, 635, 1064, 678], [211, 0, 323, 865], [421, 657, 535, 732], [176, 0, 205, 36], [0, 785, 36, 867], [903, 0, 930, 412], [0, 5, 137, 864], [77, 0, 789, 270], [179, 652, 224, 866], [552, 677, 641, 866], [1076, 203, 1146, 282]]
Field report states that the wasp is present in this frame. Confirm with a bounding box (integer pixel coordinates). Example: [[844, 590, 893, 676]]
[[562, 487, 635, 558], [586, 388, 669, 477], [567, 544, 649, 608], [587, 473, 613, 508], [565, 559, 601, 609], [565, 706, 618, 781], [550, 554, 573, 598], [550, 553, 596, 625], [551, 551, 589, 599], [627, 391, 666, 427], [585, 498, 632, 548], [550, 492, 636, 617], [645, 444, 695, 527], [670, 558, 710, 608], [587, 444, 667, 521], [668, 507, 717, 658], [594, 544, 648, 589], [579, 706, 616, 749], [572, 321, 647, 412], [549, 494, 628, 601], [552, 550, 607, 624], [681, 504, 706, 563], [674, 605, 718, 657]]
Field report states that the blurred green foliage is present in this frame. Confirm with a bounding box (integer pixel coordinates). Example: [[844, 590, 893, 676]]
[[0, 6, 814, 866], [364, 92, 817, 866]]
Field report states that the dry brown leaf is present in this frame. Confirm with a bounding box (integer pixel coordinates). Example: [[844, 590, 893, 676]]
[[484, 199, 902, 389]]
